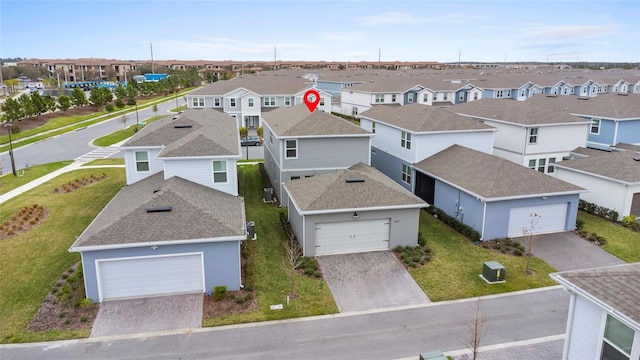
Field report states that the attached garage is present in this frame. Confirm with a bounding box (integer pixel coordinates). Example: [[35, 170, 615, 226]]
[[631, 193, 640, 217], [507, 203, 568, 237], [96, 253, 204, 301], [315, 219, 390, 255]]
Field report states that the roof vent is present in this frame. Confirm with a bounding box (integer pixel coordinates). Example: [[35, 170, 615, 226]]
[[577, 97, 590, 100], [546, 94, 557, 98], [633, 156, 640, 161], [174, 124, 192, 129], [617, 93, 629, 96], [345, 177, 365, 183], [153, 186, 162, 194], [146, 206, 172, 213]]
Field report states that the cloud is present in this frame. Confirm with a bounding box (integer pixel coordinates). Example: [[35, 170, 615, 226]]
[[524, 25, 618, 41], [360, 12, 431, 26]]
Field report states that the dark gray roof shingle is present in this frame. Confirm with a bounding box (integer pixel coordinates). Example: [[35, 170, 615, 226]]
[[554, 263, 640, 326], [528, 93, 640, 120], [555, 147, 640, 184], [263, 105, 372, 137], [413, 145, 585, 199], [284, 163, 426, 212], [360, 103, 495, 132], [121, 108, 240, 157], [453, 98, 588, 125], [70, 172, 245, 249]]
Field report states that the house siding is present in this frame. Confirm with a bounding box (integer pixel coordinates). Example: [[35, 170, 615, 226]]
[[371, 146, 413, 191], [617, 120, 640, 144], [281, 137, 370, 170], [587, 118, 617, 148], [163, 158, 239, 196], [81, 241, 241, 302], [301, 208, 420, 257], [433, 180, 485, 235], [415, 131, 494, 160], [124, 148, 164, 185], [565, 295, 603, 360]]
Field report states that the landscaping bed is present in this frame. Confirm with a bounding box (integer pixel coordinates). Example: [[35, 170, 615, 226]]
[[0, 204, 49, 240]]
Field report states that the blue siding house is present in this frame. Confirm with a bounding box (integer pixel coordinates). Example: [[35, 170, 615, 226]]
[[413, 145, 585, 240]]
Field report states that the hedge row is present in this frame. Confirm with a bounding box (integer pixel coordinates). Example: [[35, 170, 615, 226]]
[[578, 199, 619, 221], [426, 206, 481, 242]]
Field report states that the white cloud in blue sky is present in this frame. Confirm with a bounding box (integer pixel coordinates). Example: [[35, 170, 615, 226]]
[[1, 0, 638, 63]]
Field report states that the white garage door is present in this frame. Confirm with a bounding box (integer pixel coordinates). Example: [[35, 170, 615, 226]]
[[508, 203, 568, 237], [315, 218, 390, 256], [97, 253, 204, 301]]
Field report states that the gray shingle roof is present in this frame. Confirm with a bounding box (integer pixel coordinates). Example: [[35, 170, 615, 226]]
[[347, 78, 424, 92], [413, 145, 584, 200], [284, 163, 426, 212], [70, 172, 245, 249], [262, 105, 372, 137], [553, 263, 640, 326], [453, 98, 588, 125], [555, 148, 640, 184], [527, 93, 640, 119], [190, 75, 311, 96], [121, 108, 240, 157], [360, 103, 495, 133]]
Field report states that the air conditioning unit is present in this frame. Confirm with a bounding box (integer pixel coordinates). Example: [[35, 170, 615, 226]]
[[482, 261, 506, 283]]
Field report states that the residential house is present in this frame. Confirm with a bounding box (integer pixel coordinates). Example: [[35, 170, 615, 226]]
[[185, 75, 332, 130], [262, 105, 373, 206], [283, 163, 427, 256], [69, 109, 246, 302], [359, 103, 496, 191], [554, 144, 640, 218], [340, 77, 424, 116], [551, 263, 640, 360], [413, 145, 585, 240], [453, 97, 591, 173]]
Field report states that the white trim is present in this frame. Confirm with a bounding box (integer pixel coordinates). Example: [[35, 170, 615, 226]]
[[298, 204, 426, 216], [95, 252, 205, 302], [272, 133, 374, 140], [554, 164, 639, 186], [284, 139, 298, 159], [70, 235, 245, 252], [159, 155, 242, 160], [455, 113, 592, 127], [358, 115, 497, 134], [212, 160, 229, 184]]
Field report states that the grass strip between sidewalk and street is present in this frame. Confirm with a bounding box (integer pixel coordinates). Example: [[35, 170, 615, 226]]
[[578, 210, 640, 262], [92, 115, 167, 146], [81, 158, 125, 166], [0, 161, 73, 194]]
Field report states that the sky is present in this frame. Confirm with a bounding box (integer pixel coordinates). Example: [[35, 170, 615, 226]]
[[1, 0, 639, 63]]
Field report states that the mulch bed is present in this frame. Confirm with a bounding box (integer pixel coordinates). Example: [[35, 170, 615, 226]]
[[0, 204, 49, 241], [202, 289, 258, 319], [15, 106, 97, 132], [52, 173, 109, 194], [478, 238, 526, 256]]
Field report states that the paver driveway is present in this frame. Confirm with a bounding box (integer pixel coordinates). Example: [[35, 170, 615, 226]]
[[317, 251, 430, 313], [513, 231, 625, 271], [90, 293, 203, 337]]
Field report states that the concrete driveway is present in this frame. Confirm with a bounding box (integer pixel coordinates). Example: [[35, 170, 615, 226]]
[[317, 251, 430, 313], [90, 293, 203, 338], [513, 231, 625, 272]]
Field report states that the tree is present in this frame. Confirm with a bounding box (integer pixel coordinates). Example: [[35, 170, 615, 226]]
[[1, 97, 23, 122], [57, 95, 71, 112], [18, 94, 35, 118], [30, 92, 47, 117], [522, 213, 542, 275], [115, 98, 125, 109], [119, 114, 128, 129], [465, 300, 488, 360], [89, 87, 103, 109], [43, 94, 57, 113], [239, 127, 248, 139], [70, 88, 87, 107], [152, 104, 158, 117], [105, 103, 114, 113], [114, 83, 127, 100], [284, 236, 304, 299]]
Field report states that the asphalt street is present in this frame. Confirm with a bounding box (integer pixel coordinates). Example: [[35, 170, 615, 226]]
[[0, 287, 569, 360]]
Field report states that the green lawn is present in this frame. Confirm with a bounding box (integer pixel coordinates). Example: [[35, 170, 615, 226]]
[[0, 161, 73, 194], [93, 115, 167, 146], [0, 168, 126, 343], [82, 158, 125, 166], [578, 211, 640, 262], [410, 211, 558, 301]]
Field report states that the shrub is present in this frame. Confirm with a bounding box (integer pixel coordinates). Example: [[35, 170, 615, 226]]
[[575, 219, 585, 230], [213, 286, 227, 301], [394, 245, 403, 253], [79, 298, 93, 307], [235, 296, 246, 304], [426, 207, 480, 241], [80, 316, 88, 323], [514, 249, 523, 256], [621, 215, 637, 226]]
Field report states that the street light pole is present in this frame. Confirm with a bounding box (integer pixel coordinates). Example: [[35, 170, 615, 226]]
[[4, 122, 17, 177], [175, 91, 179, 110], [135, 100, 139, 126]]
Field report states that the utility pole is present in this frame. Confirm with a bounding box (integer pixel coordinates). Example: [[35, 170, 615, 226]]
[[274, 46, 277, 71], [0, 59, 5, 97], [150, 42, 155, 74], [378, 48, 381, 69]]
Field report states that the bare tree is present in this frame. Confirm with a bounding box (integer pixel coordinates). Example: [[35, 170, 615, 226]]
[[465, 299, 488, 360], [284, 235, 304, 299], [119, 114, 128, 129], [522, 213, 542, 275]]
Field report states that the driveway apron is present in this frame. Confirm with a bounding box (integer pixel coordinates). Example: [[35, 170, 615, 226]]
[[513, 232, 626, 272], [317, 251, 430, 313], [90, 293, 203, 338]]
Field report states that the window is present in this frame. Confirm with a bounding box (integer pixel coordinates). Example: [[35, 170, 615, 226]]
[[423, 93, 429, 102], [352, 107, 358, 116], [192, 97, 205, 107], [401, 131, 411, 149], [135, 151, 149, 172], [528, 159, 536, 170], [520, 90, 525, 97], [371, 121, 376, 133], [248, 98, 254, 107], [214, 97, 221, 107], [537, 158, 546, 173], [528, 128, 538, 144], [402, 164, 412, 184], [458, 92, 465, 101], [284, 97, 291, 106], [496, 90, 503, 98], [391, 94, 396, 102], [212, 161, 227, 183], [407, 93, 414, 103], [548, 158, 556, 173], [229, 98, 236, 107], [375, 94, 384, 103], [601, 315, 634, 360], [290, 176, 301, 180], [443, 93, 448, 101], [591, 118, 601, 134], [269, 130, 274, 144], [319, 97, 325, 106], [506, 90, 511, 97], [285, 140, 297, 158], [473, 92, 478, 100], [263, 97, 276, 106]]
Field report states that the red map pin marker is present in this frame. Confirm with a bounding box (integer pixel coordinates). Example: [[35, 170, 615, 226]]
[[303, 89, 320, 112]]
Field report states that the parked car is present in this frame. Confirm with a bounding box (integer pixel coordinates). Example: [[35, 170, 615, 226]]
[[241, 136, 262, 146]]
